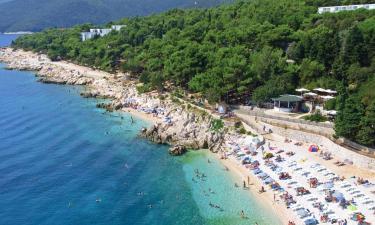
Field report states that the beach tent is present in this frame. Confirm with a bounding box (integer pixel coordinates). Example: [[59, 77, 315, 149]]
[[348, 204, 358, 211], [351, 212, 365, 221], [308, 145, 319, 152], [263, 152, 274, 159]]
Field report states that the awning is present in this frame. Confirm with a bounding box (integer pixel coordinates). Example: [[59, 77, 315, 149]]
[[272, 95, 302, 102]]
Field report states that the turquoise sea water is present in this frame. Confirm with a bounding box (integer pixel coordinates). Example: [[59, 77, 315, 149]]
[[0, 34, 281, 225]]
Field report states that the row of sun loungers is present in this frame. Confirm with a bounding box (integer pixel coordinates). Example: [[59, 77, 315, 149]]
[[226, 139, 375, 225]]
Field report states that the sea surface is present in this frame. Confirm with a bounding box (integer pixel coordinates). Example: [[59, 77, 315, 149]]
[[0, 34, 281, 225]]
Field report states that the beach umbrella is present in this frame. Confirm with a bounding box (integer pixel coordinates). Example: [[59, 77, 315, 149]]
[[297, 209, 308, 217], [308, 145, 319, 152], [264, 177, 274, 183], [323, 182, 334, 189], [304, 218, 318, 225], [296, 88, 310, 96], [332, 192, 345, 201], [303, 92, 318, 97], [348, 204, 358, 211], [296, 88, 310, 92]]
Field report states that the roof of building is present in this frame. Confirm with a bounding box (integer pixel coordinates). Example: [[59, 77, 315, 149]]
[[272, 94, 302, 102]]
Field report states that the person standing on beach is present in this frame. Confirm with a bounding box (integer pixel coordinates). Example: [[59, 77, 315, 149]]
[[247, 176, 250, 185]]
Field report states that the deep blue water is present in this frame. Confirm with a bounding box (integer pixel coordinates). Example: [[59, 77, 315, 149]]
[[0, 34, 280, 225]]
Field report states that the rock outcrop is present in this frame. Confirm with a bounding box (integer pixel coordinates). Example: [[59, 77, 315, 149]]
[[169, 145, 187, 156], [140, 106, 226, 154]]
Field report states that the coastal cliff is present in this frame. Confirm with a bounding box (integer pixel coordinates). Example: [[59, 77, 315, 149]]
[[0, 48, 226, 154]]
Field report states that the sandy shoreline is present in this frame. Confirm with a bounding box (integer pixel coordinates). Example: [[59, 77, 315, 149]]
[[122, 107, 162, 124], [210, 151, 292, 224]]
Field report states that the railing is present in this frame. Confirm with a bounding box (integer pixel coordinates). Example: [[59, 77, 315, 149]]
[[337, 138, 375, 156], [235, 106, 333, 129]]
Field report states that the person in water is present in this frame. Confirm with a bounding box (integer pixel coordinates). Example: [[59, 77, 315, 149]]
[[240, 210, 245, 219]]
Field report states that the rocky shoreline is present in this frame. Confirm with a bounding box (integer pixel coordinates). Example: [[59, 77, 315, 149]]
[[0, 47, 227, 155]]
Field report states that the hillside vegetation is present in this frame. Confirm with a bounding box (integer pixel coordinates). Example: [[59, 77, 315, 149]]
[[12, 0, 375, 147], [0, 0, 230, 32]]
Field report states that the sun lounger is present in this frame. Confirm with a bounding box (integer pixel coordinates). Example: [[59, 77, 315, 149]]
[[349, 190, 360, 195], [362, 200, 374, 205], [307, 197, 318, 202], [354, 194, 365, 198], [340, 184, 351, 188]]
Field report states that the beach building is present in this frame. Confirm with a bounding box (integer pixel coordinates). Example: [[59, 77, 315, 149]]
[[89, 28, 112, 36], [318, 3, 375, 14], [111, 25, 126, 31], [272, 95, 302, 113], [81, 25, 126, 41], [81, 32, 96, 42]]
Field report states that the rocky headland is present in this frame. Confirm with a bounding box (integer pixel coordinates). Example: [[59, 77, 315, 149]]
[[0, 47, 227, 155]]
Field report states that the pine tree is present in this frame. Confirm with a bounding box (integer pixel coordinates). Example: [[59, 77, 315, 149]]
[[356, 101, 375, 147], [335, 95, 364, 140]]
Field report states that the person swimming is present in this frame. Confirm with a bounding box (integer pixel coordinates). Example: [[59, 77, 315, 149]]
[[96, 198, 101, 203]]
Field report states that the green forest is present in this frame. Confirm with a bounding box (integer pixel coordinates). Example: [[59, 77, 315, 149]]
[[12, 0, 375, 147]]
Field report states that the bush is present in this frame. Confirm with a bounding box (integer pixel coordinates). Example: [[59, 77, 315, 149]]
[[210, 119, 224, 132], [303, 111, 328, 122], [239, 127, 247, 134], [324, 99, 336, 110], [136, 84, 150, 94]]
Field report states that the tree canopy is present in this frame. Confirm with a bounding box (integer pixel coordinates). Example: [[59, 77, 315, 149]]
[[12, 0, 375, 147]]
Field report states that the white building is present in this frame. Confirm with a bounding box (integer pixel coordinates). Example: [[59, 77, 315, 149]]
[[81, 25, 126, 41], [81, 32, 96, 41], [111, 25, 126, 31], [89, 28, 112, 36], [318, 3, 375, 14]]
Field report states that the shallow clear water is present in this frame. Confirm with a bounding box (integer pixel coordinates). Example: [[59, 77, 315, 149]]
[[0, 34, 280, 225]]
